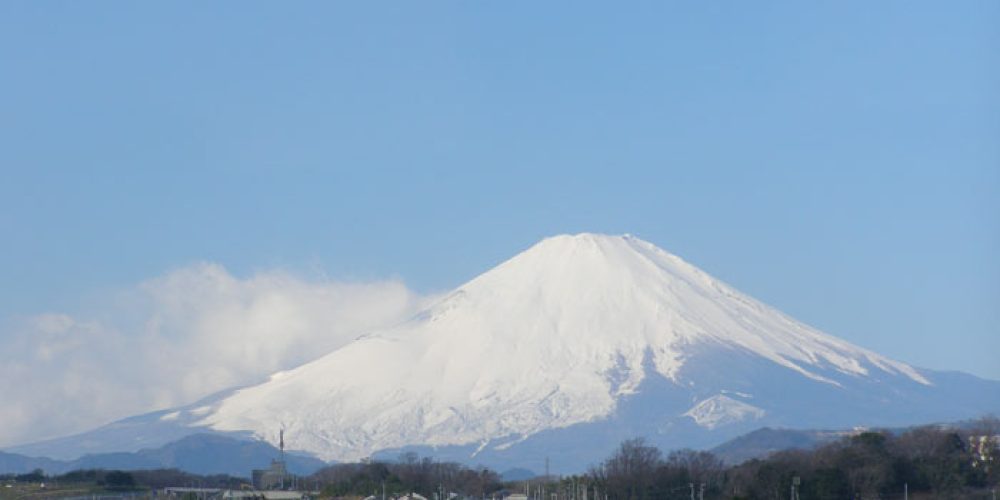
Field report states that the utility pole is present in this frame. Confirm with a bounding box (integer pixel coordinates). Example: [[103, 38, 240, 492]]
[[904, 482, 908, 500]]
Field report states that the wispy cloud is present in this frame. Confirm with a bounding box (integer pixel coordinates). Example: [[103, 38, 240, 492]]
[[0, 263, 433, 448]]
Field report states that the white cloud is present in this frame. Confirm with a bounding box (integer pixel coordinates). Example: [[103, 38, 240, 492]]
[[0, 263, 433, 448]]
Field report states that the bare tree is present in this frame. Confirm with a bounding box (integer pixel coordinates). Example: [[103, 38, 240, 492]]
[[594, 438, 662, 499]]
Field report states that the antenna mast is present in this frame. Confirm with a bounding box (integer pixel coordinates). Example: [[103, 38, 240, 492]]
[[279, 427, 286, 489]]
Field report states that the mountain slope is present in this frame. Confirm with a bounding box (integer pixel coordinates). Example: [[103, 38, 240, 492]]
[[12, 234, 1000, 472], [0, 434, 325, 476], [709, 428, 848, 465], [195, 234, 973, 461]]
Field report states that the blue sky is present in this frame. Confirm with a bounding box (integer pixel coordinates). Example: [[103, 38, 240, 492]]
[[1, 0, 998, 403]]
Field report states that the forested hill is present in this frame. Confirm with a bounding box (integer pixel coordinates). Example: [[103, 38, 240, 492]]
[[589, 418, 1000, 499], [0, 434, 324, 476]]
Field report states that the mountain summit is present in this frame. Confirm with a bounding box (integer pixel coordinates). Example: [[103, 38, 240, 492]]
[[13, 234, 1000, 472]]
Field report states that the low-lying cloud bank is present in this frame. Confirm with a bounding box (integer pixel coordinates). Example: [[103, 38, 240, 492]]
[[0, 263, 432, 448]]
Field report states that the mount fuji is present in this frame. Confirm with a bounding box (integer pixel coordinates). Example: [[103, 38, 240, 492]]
[[11, 234, 1000, 473]]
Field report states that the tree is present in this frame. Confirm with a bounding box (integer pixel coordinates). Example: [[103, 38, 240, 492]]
[[808, 467, 850, 499], [104, 470, 136, 490], [15, 469, 45, 483], [595, 438, 662, 499]]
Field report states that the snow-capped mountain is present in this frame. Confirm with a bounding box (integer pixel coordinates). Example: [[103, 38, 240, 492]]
[[12, 234, 1000, 472]]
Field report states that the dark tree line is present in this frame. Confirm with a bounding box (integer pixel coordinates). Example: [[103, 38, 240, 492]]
[[589, 418, 999, 500], [5, 418, 996, 499], [303, 419, 998, 499], [3, 468, 247, 490], [589, 439, 727, 499], [307, 452, 503, 498]]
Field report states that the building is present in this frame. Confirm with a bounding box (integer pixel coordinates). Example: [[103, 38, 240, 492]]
[[252, 459, 289, 490]]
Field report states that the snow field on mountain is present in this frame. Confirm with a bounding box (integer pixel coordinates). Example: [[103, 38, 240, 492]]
[[200, 233, 931, 461]]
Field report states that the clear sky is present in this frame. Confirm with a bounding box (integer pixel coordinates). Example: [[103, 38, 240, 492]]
[[1, 1, 998, 442]]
